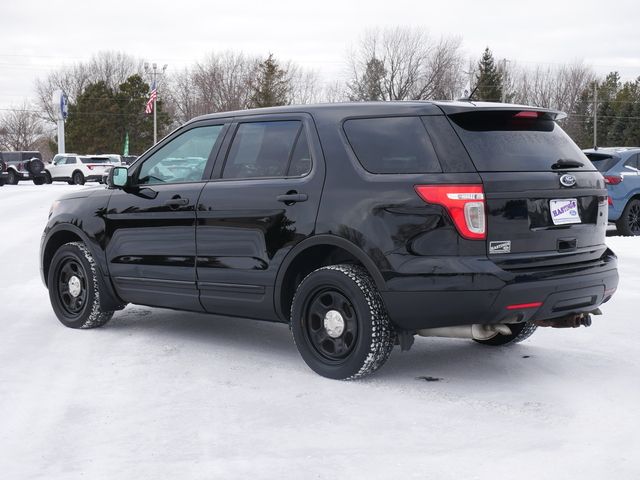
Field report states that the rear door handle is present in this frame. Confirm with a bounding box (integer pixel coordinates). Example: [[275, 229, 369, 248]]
[[164, 197, 189, 207], [276, 193, 308, 204]]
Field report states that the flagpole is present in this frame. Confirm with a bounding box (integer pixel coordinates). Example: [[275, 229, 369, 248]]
[[144, 62, 167, 145]]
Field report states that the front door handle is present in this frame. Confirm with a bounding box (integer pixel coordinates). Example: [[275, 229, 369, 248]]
[[276, 192, 308, 204], [164, 197, 189, 207]]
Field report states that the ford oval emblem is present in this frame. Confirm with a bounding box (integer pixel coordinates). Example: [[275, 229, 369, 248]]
[[560, 174, 577, 187]]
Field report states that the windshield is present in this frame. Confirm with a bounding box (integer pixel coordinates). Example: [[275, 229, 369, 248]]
[[449, 111, 596, 172]]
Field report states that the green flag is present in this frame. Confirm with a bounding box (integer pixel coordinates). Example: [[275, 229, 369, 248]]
[[123, 132, 129, 156]]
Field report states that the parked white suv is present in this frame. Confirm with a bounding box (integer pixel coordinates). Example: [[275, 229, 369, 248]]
[[45, 155, 121, 185]]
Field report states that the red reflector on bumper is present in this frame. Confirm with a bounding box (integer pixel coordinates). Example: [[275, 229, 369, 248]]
[[506, 302, 543, 310]]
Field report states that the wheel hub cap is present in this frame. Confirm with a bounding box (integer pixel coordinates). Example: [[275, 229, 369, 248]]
[[323, 310, 345, 338], [68, 275, 82, 298]]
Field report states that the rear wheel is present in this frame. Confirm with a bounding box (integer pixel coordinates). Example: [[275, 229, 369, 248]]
[[291, 264, 395, 380], [73, 171, 85, 185], [7, 170, 19, 185], [473, 322, 537, 346], [48, 242, 113, 329], [616, 199, 640, 236]]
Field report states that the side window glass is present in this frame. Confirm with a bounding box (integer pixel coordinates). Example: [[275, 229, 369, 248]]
[[287, 131, 312, 176], [343, 116, 442, 174], [137, 125, 223, 185], [222, 121, 301, 179]]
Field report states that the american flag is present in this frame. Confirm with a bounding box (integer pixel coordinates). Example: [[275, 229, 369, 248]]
[[145, 81, 157, 114]]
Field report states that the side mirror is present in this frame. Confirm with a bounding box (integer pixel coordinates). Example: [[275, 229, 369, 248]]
[[107, 166, 129, 188]]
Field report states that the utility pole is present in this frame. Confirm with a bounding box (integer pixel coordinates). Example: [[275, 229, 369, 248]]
[[144, 62, 168, 145], [501, 58, 509, 103], [593, 83, 598, 149]]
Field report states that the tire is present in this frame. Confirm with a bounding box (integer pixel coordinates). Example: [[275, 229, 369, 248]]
[[33, 177, 45, 185], [473, 321, 537, 346], [44, 171, 53, 184], [47, 241, 113, 329], [7, 170, 19, 185], [290, 264, 395, 380], [73, 171, 85, 185], [615, 198, 640, 236]]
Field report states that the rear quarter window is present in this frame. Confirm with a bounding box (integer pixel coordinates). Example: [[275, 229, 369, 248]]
[[343, 116, 442, 174], [449, 111, 596, 172]]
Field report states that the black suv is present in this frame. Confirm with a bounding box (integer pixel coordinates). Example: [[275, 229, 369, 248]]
[[40, 102, 619, 379]]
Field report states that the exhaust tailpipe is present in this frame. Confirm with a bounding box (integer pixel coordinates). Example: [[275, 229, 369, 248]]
[[417, 324, 512, 341], [533, 313, 592, 328]]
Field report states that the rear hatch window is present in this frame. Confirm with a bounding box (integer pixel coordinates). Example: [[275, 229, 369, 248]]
[[449, 111, 596, 172], [80, 157, 111, 164], [583, 153, 619, 173]]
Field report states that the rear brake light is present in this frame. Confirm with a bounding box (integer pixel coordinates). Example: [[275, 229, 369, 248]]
[[17, 162, 24, 171], [514, 111, 541, 119], [506, 302, 543, 310], [87, 165, 94, 170], [415, 185, 486, 240], [608, 196, 613, 206], [604, 175, 622, 185]]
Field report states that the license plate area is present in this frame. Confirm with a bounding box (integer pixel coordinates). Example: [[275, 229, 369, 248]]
[[550, 198, 581, 225]]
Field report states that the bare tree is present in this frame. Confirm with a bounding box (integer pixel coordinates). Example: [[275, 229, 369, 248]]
[[0, 101, 44, 151], [347, 27, 465, 101], [511, 62, 594, 113], [35, 51, 144, 124]]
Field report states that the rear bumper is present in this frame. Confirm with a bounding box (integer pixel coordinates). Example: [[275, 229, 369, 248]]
[[382, 250, 618, 330]]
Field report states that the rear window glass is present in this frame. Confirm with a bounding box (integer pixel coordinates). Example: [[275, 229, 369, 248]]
[[449, 111, 596, 172], [343, 116, 442, 174], [80, 157, 111, 164], [584, 153, 619, 173]]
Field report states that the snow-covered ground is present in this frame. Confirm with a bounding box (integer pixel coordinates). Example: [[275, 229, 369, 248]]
[[1, 183, 639, 480]]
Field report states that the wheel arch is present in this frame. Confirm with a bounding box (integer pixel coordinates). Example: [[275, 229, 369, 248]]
[[42, 224, 125, 311], [274, 235, 386, 322]]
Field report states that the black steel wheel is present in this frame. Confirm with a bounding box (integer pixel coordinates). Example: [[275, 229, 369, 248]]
[[48, 242, 113, 329], [616, 199, 640, 236], [73, 171, 85, 185], [291, 264, 395, 380], [474, 322, 537, 346], [44, 171, 53, 184]]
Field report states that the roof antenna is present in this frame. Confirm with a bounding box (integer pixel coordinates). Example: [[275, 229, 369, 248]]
[[457, 83, 479, 102]]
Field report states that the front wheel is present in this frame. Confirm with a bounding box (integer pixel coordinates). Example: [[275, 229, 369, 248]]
[[44, 171, 53, 184], [48, 242, 113, 329], [291, 264, 395, 380], [33, 177, 45, 185], [616, 199, 640, 236], [473, 322, 537, 346]]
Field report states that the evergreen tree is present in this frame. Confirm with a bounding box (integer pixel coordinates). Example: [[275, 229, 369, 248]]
[[66, 81, 120, 154], [348, 57, 386, 101], [65, 75, 169, 155], [474, 47, 503, 102], [249, 54, 290, 108]]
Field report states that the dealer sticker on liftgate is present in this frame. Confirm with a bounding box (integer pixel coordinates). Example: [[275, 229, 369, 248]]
[[550, 198, 581, 225]]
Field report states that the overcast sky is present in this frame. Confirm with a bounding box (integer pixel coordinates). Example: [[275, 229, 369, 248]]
[[1, 0, 639, 109]]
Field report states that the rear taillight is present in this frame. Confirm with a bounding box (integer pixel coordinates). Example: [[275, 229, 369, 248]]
[[17, 162, 24, 171], [415, 185, 486, 240], [86, 165, 94, 170], [604, 175, 622, 185], [608, 196, 613, 206]]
